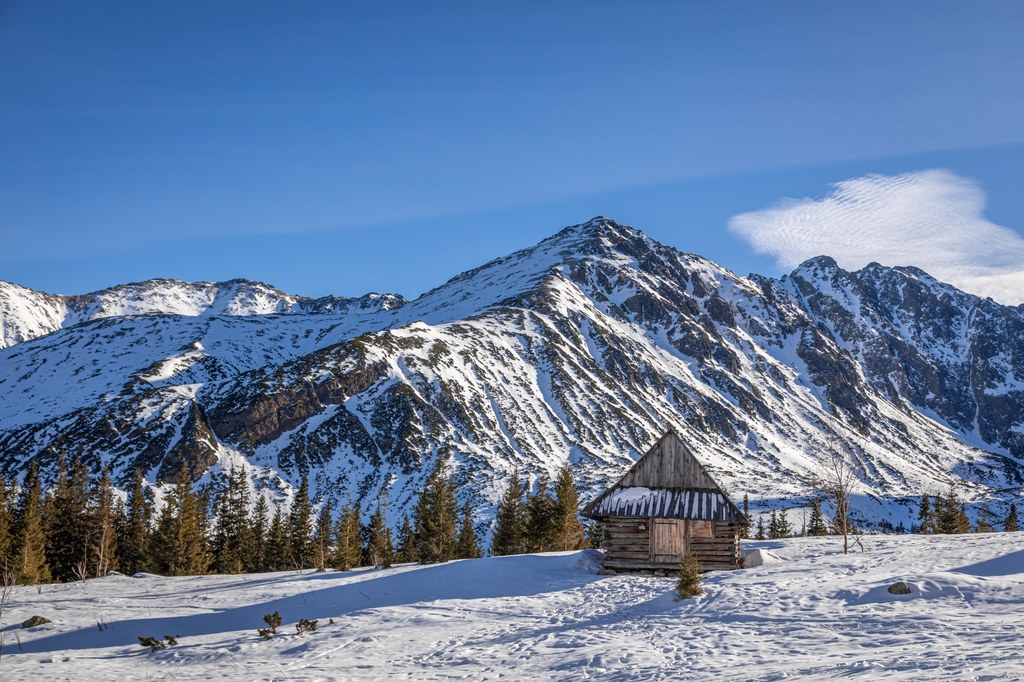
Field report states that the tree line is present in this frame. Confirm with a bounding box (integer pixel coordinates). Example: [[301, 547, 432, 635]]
[[738, 486, 1020, 542], [0, 454, 590, 585], [914, 485, 1018, 535]]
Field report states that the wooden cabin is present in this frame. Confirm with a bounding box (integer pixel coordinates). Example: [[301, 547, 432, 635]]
[[582, 431, 745, 573]]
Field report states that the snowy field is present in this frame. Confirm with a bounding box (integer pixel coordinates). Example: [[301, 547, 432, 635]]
[[2, 533, 1023, 681]]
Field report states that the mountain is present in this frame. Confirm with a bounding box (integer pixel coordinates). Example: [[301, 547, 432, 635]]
[[1, 218, 1022, 526], [0, 277, 406, 349]]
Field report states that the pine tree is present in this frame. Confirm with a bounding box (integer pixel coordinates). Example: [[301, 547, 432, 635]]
[[13, 462, 49, 584], [807, 499, 828, 536], [767, 510, 780, 539], [45, 455, 92, 582], [89, 468, 118, 577], [0, 475, 14, 569], [676, 554, 703, 599], [740, 494, 751, 539], [974, 501, 994, 533], [212, 468, 251, 574], [394, 515, 417, 563], [584, 520, 604, 550], [455, 501, 481, 559], [551, 465, 585, 551], [917, 494, 934, 534], [936, 484, 969, 534], [154, 465, 209, 576], [755, 516, 765, 541], [1005, 503, 1019, 532], [249, 495, 270, 572], [288, 474, 314, 569], [524, 479, 556, 552], [366, 499, 393, 568], [491, 469, 527, 556], [313, 497, 333, 572], [118, 471, 153, 575], [413, 457, 457, 563], [777, 508, 791, 539], [333, 499, 362, 570], [266, 506, 289, 571]]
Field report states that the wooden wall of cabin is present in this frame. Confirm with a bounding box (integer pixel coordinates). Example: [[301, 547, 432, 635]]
[[601, 517, 740, 571], [688, 521, 741, 571], [601, 517, 652, 565]]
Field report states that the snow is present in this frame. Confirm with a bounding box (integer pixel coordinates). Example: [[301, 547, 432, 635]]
[[2, 533, 1023, 680]]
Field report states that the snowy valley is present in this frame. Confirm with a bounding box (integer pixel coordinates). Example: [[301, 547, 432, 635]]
[[2, 534, 1022, 680]]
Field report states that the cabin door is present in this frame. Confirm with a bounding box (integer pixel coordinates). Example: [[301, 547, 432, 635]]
[[652, 519, 685, 564]]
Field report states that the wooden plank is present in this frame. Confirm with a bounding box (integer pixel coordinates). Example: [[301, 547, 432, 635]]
[[652, 519, 683, 563]]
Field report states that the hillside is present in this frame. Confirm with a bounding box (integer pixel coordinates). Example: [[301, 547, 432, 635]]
[[2, 533, 1022, 680], [1, 218, 1022, 526]]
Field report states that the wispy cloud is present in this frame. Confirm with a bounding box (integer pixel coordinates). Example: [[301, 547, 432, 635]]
[[728, 170, 1024, 305]]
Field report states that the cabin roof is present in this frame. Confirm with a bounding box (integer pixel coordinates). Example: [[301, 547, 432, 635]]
[[582, 431, 745, 522], [586, 486, 744, 522]]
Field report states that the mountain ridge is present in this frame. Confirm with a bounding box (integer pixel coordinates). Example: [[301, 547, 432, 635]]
[[2, 217, 1022, 529]]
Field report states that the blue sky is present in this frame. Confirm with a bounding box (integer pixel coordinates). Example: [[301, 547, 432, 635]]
[[2, 1, 1022, 301]]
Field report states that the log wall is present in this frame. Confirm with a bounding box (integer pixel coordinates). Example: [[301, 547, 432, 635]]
[[601, 517, 741, 572]]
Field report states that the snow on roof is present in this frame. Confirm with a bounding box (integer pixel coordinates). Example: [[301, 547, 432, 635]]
[[587, 486, 744, 522]]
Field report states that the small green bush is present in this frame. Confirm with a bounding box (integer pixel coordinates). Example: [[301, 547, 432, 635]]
[[676, 554, 703, 599], [138, 635, 178, 652], [258, 611, 282, 639], [295, 618, 318, 635]]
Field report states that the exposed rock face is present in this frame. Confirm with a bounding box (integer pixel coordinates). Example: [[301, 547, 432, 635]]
[[0, 218, 1022, 524]]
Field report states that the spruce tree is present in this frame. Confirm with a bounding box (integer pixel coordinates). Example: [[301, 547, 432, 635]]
[[491, 469, 527, 556], [777, 508, 791, 538], [1005, 503, 1019, 532], [90, 468, 118, 577], [266, 507, 289, 571], [333, 499, 362, 570], [676, 554, 703, 599], [154, 465, 209, 576], [366, 500, 393, 568], [767, 510, 780, 539], [393, 515, 417, 563], [808, 499, 828, 536], [118, 471, 153, 575], [249, 495, 270, 572], [45, 455, 92, 582], [13, 462, 49, 584], [212, 468, 251, 574], [755, 516, 766, 541], [552, 465, 585, 551], [288, 474, 314, 569], [0, 475, 14, 569], [524, 479, 557, 552], [413, 457, 457, 563], [936, 484, 969, 534], [740, 494, 751, 539], [974, 502, 993, 533], [917, 494, 933, 534], [455, 501, 481, 559], [584, 520, 604, 550], [313, 498, 333, 572]]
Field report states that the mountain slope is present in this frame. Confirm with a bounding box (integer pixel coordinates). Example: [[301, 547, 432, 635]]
[[0, 277, 405, 349], [1, 218, 1022, 526]]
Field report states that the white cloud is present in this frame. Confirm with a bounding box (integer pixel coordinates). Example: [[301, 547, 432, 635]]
[[728, 170, 1024, 305]]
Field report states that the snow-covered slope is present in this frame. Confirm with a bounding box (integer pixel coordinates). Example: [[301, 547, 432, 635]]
[[0, 277, 405, 349], [1, 218, 1022, 525], [2, 534, 1023, 680]]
